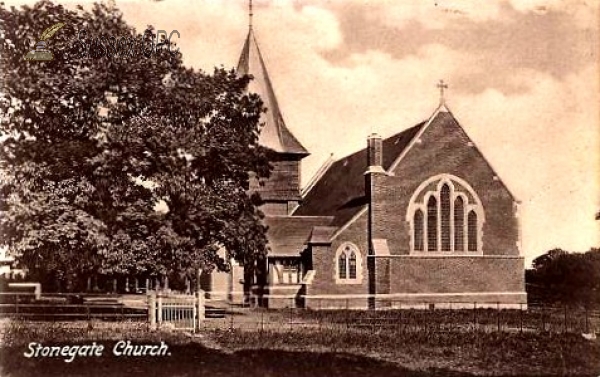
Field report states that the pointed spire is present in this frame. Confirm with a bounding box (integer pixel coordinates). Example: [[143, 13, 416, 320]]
[[236, 3, 309, 156], [249, 0, 253, 31]]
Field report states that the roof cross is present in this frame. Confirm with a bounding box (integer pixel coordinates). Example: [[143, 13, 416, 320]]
[[437, 79, 448, 105]]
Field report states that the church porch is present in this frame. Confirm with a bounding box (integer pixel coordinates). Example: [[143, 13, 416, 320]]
[[264, 256, 305, 308]]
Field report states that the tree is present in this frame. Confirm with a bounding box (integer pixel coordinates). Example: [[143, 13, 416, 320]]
[[0, 1, 271, 291], [527, 248, 600, 308]]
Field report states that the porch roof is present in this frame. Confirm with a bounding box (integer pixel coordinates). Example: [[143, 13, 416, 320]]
[[264, 216, 334, 257]]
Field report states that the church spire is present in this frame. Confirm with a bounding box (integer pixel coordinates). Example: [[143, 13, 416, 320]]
[[236, 2, 309, 156], [249, 0, 253, 31]]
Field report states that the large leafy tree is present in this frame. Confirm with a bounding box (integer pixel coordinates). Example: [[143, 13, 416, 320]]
[[527, 248, 600, 308], [0, 1, 271, 291]]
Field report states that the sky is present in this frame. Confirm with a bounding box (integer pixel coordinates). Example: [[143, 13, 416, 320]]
[[6, 0, 600, 265]]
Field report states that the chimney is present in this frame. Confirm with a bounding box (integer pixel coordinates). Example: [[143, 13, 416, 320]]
[[366, 133, 385, 174], [365, 133, 385, 310]]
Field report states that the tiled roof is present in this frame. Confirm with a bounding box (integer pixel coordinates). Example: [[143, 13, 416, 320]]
[[264, 216, 334, 256], [237, 30, 309, 156], [308, 226, 338, 244], [293, 122, 425, 226]]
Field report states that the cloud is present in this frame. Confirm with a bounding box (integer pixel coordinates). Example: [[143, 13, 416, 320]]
[[454, 64, 600, 259], [323, 0, 598, 96], [3, 0, 597, 261]]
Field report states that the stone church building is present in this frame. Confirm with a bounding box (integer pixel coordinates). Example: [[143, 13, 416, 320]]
[[206, 21, 527, 309]]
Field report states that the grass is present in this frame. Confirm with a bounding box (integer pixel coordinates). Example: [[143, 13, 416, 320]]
[[205, 327, 600, 376], [1, 317, 599, 376]]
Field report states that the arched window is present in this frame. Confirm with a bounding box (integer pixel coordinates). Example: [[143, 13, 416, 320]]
[[407, 175, 484, 253], [338, 251, 347, 279], [336, 243, 362, 283], [454, 196, 465, 251], [441, 184, 451, 251], [413, 209, 424, 251], [468, 211, 478, 251], [349, 252, 357, 279], [427, 196, 438, 251]]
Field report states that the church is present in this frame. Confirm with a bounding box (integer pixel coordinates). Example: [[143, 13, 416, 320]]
[[206, 13, 527, 310]]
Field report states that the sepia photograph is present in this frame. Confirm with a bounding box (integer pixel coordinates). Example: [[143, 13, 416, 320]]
[[0, 0, 599, 376]]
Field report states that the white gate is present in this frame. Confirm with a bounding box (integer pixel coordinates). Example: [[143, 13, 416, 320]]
[[149, 291, 204, 332]]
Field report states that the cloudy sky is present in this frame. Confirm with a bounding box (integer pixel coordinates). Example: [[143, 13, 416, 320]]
[[8, 0, 600, 264]]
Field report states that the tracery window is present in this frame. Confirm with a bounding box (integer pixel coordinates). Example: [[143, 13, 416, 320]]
[[413, 209, 424, 251], [427, 196, 437, 251], [454, 197, 465, 251], [408, 175, 484, 253], [468, 210, 478, 252], [338, 252, 347, 279], [336, 243, 362, 283]]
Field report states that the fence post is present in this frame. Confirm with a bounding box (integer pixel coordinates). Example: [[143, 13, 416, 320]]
[[563, 305, 568, 333], [541, 307, 545, 332], [496, 302, 501, 332], [157, 295, 163, 327], [585, 307, 589, 334], [399, 303, 403, 333], [519, 303, 523, 333], [148, 292, 157, 330], [261, 310, 264, 332], [15, 294, 19, 316], [196, 290, 205, 331]]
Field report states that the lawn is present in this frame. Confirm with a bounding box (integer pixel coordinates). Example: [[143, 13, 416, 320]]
[[0, 319, 599, 376]]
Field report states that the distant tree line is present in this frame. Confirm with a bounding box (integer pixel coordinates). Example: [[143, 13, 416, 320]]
[[526, 248, 600, 308]]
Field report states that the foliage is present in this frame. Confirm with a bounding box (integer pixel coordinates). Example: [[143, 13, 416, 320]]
[[527, 248, 600, 308], [0, 1, 271, 290]]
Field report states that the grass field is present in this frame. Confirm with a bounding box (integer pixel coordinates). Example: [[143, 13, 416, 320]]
[[0, 319, 599, 376]]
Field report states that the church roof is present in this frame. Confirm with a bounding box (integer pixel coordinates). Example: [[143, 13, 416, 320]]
[[294, 105, 518, 227], [294, 122, 425, 226], [237, 30, 309, 156], [264, 216, 334, 256]]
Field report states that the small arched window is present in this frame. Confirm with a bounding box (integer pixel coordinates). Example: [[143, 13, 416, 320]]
[[454, 196, 465, 251], [468, 210, 478, 251], [349, 252, 357, 279], [441, 184, 451, 251], [336, 243, 362, 284], [413, 209, 424, 251], [338, 251, 347, 279], [408, 175, 484, 253], [427, 196, 438, 251]]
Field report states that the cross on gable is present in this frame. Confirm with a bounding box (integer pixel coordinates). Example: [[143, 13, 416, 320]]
[[437, 80, 448, 105]]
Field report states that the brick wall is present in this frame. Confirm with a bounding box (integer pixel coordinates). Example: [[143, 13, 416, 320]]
[[385, 255, 525, 294], [372, 112, 519, 257], [306, 214, 369, 297]]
